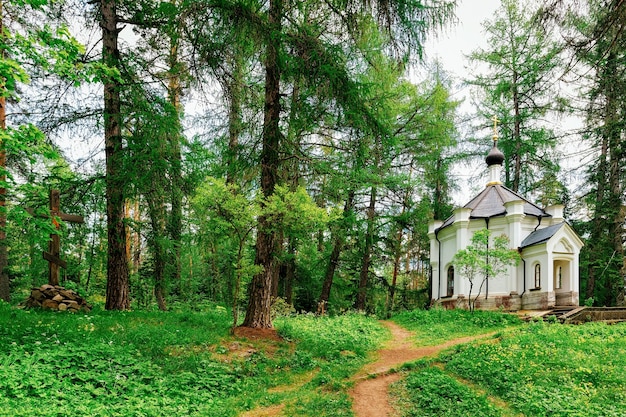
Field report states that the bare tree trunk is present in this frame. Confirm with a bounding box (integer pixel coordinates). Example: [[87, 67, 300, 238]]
[[102, 0, 130, 310], [242, 0, 282, 328]]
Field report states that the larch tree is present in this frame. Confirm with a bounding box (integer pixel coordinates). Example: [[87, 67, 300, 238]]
[[241, 0, 456, 328], [468, 0, 564, 195], [100, 0, 130, 310], [566, 0, 626, 305], [539, 0, 626, 306]]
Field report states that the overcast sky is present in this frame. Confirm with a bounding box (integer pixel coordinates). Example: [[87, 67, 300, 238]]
[[424, 0, 501, 79]]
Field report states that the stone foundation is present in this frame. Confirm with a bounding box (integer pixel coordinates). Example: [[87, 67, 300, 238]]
[[435, 292, 522, 311], [555, 291, 578, 306], [434, 290, 579, 311]]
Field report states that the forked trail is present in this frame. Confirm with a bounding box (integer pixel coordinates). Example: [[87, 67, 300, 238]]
[[349, 321, 494, 417]]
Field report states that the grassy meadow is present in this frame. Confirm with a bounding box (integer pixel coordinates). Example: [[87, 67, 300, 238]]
[[0, 302, 388, 417], [1, 301, 625, 417], [390, 316, 626, 417]]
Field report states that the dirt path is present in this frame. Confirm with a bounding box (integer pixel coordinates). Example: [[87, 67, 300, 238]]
[[350, 321, 495, 417]]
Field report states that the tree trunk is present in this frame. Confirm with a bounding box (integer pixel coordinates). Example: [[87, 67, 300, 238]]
[[355, 186, 377, 311], [605, 50, 625, 305], [0, 1, 9, 302], [512, 70, 521, 193], [242, 0, 282, 329], [102, 0, 130, 310], [318, 190, 355, 313], [167, 21, 183, 286], [271, 230, 283, 298], [132, 201, 141, 274], [284, 236, 296, 304], [387, 226, 404, 315], [225, 51, 243, 186], [147, 186, 168, 311]]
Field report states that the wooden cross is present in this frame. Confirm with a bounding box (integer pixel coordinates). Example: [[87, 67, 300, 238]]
[[27, 189, 84, 286]]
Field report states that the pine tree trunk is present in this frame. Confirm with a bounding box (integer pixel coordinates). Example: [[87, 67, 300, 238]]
[[102, 0, 130, 310], [355, 186, 377, 311], [242, 0, 282, 329]]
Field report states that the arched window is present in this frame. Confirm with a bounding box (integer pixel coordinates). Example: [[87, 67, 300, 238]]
[[556, 266, 562, 289], [447, 266, 454, 297], [534, 264, 541, 289]]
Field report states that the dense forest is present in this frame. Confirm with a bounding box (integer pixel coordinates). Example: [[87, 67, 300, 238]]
[[0, 0, 624, 327]]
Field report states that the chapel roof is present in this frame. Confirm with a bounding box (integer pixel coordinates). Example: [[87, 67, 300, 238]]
[[519, 222, 565, 248], [437, 183, 550, 231]]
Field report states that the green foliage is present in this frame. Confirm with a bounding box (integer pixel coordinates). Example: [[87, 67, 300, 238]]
[[0, 305, 388, 416], [263, 184, 332, 237], [0, 305, 244, 416], [393, 308, 521, 346], [271, 297, 296, 319], [276, 312, 388, 398], [392, 366, 501, 417], [441, 322, 626, 417], [453, 229, 520, 310], [467, 0, 563, 194], [276, 312, 388, 360]]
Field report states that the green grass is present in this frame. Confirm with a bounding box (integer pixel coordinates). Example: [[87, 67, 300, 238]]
[[391, 364, 502, 417], [0, 303, 388, 417], [5, 303, 625, 417], [392, 307, 522, 346], [440, 321, 626, 417]]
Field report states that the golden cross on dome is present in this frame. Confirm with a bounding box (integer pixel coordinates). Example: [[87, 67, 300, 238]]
[[492, 115, 500, 143]]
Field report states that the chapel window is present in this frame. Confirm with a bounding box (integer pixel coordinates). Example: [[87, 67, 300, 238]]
[[534, 264, 541, 288], [447, 266, 454, 297], [556, 266, 562, 289]]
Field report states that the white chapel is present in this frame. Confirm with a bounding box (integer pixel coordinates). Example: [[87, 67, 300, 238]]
[[428, 133, 584, 311]]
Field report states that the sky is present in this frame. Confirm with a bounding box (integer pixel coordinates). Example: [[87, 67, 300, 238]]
[[424, 0, 501, 78]]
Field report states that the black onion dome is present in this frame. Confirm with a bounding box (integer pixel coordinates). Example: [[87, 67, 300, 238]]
[[485, 144, 505, 166]]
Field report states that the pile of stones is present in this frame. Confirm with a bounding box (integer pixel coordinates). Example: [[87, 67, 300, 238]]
[[23, 284, 92, 312]]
